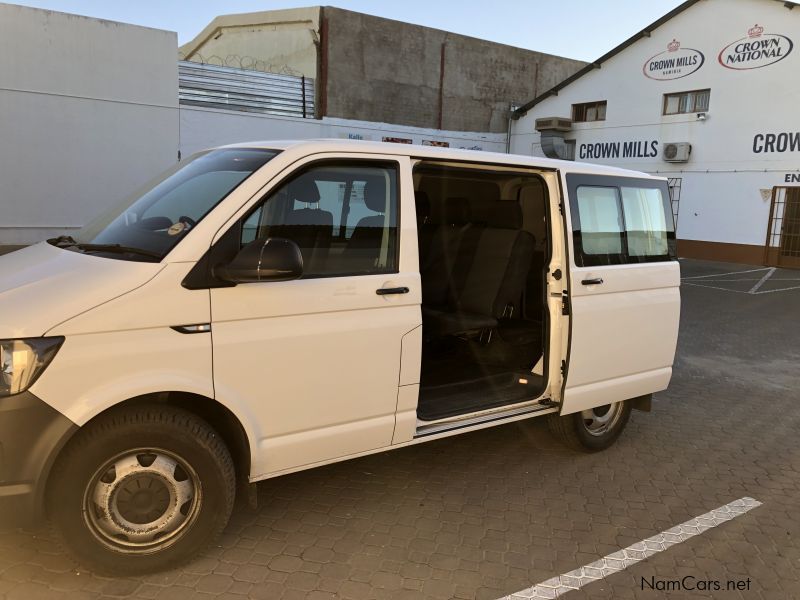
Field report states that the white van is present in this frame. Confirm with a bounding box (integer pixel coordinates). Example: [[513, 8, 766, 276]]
[[0, 140, 679, 573]]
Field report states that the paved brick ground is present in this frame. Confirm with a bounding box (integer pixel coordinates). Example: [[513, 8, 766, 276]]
[[2, 259, 799, 599]]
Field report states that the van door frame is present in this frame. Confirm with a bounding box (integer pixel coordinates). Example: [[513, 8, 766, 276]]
[[399, 159, 566, 438], [205, 151, 422, 479]]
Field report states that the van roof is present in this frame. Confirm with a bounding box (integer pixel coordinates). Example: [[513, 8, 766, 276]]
[[217, 139, 661, 180]]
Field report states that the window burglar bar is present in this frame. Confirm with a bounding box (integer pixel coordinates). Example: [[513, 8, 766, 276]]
[[178, 61, 315, 118], [764, 186, 800, 268]]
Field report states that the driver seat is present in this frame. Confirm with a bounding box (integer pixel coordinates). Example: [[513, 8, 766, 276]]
[[270, 175, 333, 273]]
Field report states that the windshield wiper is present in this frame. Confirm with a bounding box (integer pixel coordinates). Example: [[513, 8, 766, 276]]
[[52, 239, 161, 261], [74, 243, 161, 259]]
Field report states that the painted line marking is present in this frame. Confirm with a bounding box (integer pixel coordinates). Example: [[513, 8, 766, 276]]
[[501, 497, 762, 600], [681, 266, 800, 295], [681, 268, 772, 280], [752, 284, 800, 294], [748, 267, 776, 293], [681, 281, 752, 294], [685, 278, 800, 282], [681, 281, 800, 295]]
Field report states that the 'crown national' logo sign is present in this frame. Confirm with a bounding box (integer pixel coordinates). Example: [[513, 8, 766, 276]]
[[718, 25, 793, 69], [643, 39, 705, 80]]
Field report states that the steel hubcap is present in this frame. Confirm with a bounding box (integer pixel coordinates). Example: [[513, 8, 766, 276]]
[[580, 402, 623, 436], [84, 449, 201, 552], [116, 472, 172, 524]]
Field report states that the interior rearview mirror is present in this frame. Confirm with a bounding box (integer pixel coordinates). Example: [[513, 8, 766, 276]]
[[215, 237, 303, 283]]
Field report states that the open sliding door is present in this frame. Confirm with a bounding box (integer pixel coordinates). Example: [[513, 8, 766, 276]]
[[560, 173, 680, 415]]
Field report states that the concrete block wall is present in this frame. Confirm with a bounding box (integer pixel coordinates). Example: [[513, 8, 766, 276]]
[[323, 7, 585, 133]]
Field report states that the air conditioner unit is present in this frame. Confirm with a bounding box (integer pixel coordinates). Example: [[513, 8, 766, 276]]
[[535, 117, 572, 132], [663, 142, 691, 162]]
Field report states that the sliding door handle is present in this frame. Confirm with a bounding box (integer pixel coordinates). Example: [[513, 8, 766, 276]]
[[581, 278, 604, 286], [376, 286, 410, 295]]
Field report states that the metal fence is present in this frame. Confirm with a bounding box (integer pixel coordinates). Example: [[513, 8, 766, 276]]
[[178, 61, 315, 118]]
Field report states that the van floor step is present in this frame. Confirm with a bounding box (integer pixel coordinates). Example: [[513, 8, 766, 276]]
[[417, 371, 544, 421]]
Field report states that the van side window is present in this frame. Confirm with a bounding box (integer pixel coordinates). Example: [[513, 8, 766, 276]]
[[621, 187, 669, 257], [242, 161, 399, 277], [567, 174, 676, 266], [575, 186, 624, 258]]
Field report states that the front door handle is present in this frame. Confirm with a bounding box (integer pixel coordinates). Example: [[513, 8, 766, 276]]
[[581, 278, 604, 286], [376, 286, 410, 295]]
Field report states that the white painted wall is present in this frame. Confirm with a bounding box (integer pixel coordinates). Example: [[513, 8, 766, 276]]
[[0, 4, 506, 248], [511, 0, 800, 248], [0, 4, 178, 245], [179, 106, 506, 157]]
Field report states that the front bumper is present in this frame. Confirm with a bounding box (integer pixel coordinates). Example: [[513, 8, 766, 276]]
[[0, 391, 77, 528]]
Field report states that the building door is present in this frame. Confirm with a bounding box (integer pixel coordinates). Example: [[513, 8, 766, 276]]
[[764, 187, 800, 268]]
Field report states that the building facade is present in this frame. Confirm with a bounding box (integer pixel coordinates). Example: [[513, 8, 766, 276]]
[[180, 6, 586, 133], [510, 0, 800, 266], [0, 4, 178, 246]]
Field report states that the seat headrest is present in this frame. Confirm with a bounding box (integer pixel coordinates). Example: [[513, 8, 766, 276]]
[[363, 178, 387, 213], [488, 201, 523, 229], [439, 197, 470, 225], [287, 175, 321, 204]]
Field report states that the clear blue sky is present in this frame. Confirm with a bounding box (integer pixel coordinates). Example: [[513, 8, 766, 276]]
[[9, 0, 687, 61]]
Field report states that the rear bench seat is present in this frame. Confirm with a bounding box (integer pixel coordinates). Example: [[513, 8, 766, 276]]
[[421, 199, 534, 337], [420, 197, 473, 310]]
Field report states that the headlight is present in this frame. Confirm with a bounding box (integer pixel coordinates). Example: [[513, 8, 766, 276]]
[[0, 337, 64, 397]]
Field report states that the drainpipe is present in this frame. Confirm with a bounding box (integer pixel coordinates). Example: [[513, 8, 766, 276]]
[[507, 61, 537, 154], [318, 8, 328, 119], [437, 40, 446, 130], [506, 103, 520, 154]]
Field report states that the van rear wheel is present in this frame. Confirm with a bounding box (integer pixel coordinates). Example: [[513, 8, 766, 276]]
[[48, 404, 236, 575], [548, 400, 631, 452]]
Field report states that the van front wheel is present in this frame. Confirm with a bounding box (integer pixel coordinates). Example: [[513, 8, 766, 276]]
[[548, 400, 631, 452], [48, 405, 236, 575]]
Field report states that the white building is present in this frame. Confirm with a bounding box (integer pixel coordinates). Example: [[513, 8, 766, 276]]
[[510, 0, 800, 266], [0, 3, 179, 247]]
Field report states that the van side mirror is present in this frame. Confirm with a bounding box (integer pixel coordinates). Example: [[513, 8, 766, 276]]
[[215, 238, 303, 283]]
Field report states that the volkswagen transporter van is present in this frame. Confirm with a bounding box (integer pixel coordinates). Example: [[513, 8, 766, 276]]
[[0, 140, 680, 574]]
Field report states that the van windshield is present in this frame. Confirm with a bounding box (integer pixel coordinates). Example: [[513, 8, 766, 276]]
[[51, 148, 279, 262]]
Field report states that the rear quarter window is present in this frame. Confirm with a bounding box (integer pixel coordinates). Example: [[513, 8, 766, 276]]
[[566, 173, 676, 267]]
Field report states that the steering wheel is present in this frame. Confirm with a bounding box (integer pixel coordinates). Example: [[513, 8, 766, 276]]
[[178, 216, 197, 227]]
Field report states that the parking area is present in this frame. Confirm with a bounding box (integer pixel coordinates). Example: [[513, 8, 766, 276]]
[[1, 258, 799, 599]]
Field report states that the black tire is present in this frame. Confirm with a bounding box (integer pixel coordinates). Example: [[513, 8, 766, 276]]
[[548, 400, 632, 452], [47, 404, 236, 576]]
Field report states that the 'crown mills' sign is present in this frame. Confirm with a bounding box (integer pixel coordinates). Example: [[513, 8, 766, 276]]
[[643, 39, 705, 80]]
